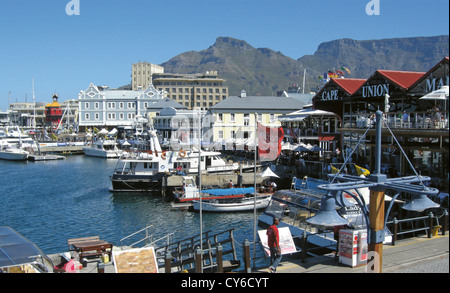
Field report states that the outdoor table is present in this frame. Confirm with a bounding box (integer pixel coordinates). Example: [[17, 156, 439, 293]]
[[71, 240, 113, 260]]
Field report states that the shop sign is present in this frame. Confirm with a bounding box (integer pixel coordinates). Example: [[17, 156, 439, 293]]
[[321, 89, 340, 101], [362, 83, 389, 98], [426, 76, 449, 92]]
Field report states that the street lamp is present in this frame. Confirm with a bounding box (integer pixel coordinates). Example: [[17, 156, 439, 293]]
[[306, 110, 440, 273]]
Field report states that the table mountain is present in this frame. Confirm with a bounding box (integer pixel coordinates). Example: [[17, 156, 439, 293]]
[[160, 35, 449, 96]]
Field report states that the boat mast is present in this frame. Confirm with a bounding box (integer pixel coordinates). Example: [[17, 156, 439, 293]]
[[32, 79, 36, 129]]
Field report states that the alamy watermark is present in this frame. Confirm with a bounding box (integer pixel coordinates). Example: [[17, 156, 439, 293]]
[[366, 0, 380, 16], [66, 0, 80, 16]]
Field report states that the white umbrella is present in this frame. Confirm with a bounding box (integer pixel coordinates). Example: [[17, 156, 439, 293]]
[[419, 86, 449, 100], [98, 128, 109, 135], [259, 167, 280, 178], [420, 86, 449, 111]]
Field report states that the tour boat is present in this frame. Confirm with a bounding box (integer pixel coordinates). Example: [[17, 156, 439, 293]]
[[110, 131, 255, 192]]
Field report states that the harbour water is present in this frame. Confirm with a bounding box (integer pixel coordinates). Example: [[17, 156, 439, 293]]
[[0, 155, 267, 267]]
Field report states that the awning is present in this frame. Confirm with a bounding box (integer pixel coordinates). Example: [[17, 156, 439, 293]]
[[277, 108, 336, 122], [319, 136, 335, 141], [0, 226, 46, 268]]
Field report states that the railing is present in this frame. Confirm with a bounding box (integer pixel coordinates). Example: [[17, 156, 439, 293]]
[[387, 210, 448, 246], [119, 225, 173, 249], [348, 111, 449, 130]]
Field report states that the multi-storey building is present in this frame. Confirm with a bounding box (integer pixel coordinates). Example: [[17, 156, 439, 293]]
[[152, 71, 228, 110], [204, 91, 308, 149], [131, 62, 164, 91], [78, 83, 164, 131]]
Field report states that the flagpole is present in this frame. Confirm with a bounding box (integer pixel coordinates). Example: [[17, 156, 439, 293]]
[[253, 112, 257, 269]]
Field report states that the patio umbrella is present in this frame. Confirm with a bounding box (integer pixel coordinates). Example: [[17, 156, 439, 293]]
[[420, 86, 449, 111]]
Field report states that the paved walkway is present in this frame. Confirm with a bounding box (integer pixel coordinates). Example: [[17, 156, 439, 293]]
[[256, 234, 449, 273]]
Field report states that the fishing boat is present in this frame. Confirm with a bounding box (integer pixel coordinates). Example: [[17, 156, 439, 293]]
[[258, 176, 392, 250], [192, 194, 272, 212], [83, 139, 121, 158]]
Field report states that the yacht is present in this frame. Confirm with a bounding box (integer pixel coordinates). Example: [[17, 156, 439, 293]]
[[0, 126, 37, 161], [83, 139, 121, 158]]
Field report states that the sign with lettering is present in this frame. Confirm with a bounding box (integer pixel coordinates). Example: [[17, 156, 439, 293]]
[[362, 83, 389, 98], [426, 76, 449, 92], [258, 227, 297, 256], [321, 89, 340, 101]]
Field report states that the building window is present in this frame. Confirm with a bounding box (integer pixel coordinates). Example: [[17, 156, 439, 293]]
[[85, 113, 90, 120], [95, 102, 99, 109], [218, 130, 223, 139], [85, 102, 89, 109], [230, 113, 235, 122], [95, 113, 99, 120], [218, 113, 223, 122]]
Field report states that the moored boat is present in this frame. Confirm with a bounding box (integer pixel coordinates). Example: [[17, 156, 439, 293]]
[[83, 139, 121, 158], [192, 194, 272, 212], [0, 147, 30, 161]]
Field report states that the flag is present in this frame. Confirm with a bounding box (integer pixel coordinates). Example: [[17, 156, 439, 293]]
[[355, 164, 370, 176], [257, 123, 284, 161], [341, 66, 351, 74], [331, 165, 339, 174]]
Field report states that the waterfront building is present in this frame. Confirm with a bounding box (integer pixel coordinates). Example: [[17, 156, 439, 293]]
[[312, 57, 449, 192], [78, 83, 164, 131], [132, 62, 164, 91], [205, 90, 307, 149], [152, 71, 228, 110]]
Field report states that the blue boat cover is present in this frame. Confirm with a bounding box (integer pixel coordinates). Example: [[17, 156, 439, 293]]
[[202, 187, 255, 196]]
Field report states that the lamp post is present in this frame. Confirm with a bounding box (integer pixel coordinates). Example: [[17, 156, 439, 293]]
[[307, 110, 439, 273]]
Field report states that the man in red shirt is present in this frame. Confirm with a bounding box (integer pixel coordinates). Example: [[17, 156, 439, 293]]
[[267, 217, 282, 273]]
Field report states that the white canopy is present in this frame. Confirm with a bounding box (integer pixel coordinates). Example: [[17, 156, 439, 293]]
[[259, 167, 280, 178]]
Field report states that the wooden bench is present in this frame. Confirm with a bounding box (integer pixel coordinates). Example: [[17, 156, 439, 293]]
[[68, 236, 113, 261]]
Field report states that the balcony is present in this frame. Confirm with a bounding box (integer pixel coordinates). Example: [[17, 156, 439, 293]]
[[342, 111, 449, 138]]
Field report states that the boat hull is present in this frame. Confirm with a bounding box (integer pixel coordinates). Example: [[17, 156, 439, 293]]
[[193, 196, 271, 212], [83, 148, 119, 158], [110, 173, 163, 192], [0, 150, 29, 161]]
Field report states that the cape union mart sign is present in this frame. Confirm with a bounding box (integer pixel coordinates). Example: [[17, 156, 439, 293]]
[[321, 89, 340, 101], [362, 83, 390, 98]]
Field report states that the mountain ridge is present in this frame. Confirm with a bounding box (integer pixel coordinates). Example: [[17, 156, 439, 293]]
[[160, 35, 449, 96]]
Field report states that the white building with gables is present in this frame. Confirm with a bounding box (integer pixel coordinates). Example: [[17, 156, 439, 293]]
[[78, 83, 164, 131]]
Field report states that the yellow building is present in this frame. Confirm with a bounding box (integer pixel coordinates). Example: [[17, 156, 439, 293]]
[[204, 91, 308, 149]]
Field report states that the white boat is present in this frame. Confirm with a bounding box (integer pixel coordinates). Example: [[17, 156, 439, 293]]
[[110, 130, 256, 192], [0, 126, 37, 161], [192, 195, 272, 212], [83, 139, 121, 158], [0, 147, 30, 161]]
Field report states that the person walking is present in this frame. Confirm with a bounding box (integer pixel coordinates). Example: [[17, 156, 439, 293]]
[[267, 217, 282, 273]]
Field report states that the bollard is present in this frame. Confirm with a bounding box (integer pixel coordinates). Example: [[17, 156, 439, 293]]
[[392, 217, 398, 246], [216, 244, 223, 273], [97, 261, 105, 273], [428, 212, 434, 238], [164, 251, 173, 274], [243, 240, 251, 273], [195, 249, 203, 273]]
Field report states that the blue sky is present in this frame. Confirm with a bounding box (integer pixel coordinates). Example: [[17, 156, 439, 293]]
[[0, 0, 448, 110]]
